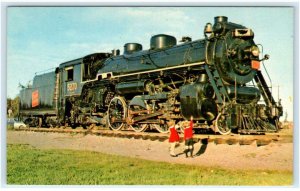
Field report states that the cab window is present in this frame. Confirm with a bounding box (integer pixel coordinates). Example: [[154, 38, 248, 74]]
[[82, 64, 90, 81], [65, 67, 74, 81]]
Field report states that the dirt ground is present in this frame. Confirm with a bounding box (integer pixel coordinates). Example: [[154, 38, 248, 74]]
[[6, 130, 293, 171]]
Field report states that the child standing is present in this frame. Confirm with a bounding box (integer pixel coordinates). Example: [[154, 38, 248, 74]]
[[168, 120, 180, 157], [184, 116, 194, 158]]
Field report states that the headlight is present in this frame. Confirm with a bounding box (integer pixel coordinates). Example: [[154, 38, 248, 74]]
[[251, 46, 260, 57]]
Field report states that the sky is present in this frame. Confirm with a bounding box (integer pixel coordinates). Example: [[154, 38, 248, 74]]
[[6, 7, 294, 121]]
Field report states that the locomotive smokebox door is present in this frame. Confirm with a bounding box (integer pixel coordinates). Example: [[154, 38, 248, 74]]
[[179, 83, 217, 121]]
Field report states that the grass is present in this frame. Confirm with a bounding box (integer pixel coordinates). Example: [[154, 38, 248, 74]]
[[7, 124, 14, 130], [7, 144, 292, 186]]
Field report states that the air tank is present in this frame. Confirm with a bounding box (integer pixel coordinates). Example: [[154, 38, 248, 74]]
[[115, 80, 149, 95]]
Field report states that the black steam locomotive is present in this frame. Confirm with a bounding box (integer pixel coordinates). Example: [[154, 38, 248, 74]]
[[19, 16, 283, 134]]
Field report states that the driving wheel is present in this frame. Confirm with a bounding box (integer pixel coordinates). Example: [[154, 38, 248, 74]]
[[107, 97, 127, 131], [150, 123, 169, 134], [130, 124, 149, 132]]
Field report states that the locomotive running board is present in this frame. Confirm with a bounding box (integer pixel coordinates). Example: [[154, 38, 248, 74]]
[[110, 61, 206, 79], [83, 61, 205, 84]]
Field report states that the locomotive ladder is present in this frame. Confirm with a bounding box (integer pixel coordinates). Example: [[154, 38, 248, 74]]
[[53, 71, 60, 112], [204, 65, 230, 104], [254, 70, 276, 107]]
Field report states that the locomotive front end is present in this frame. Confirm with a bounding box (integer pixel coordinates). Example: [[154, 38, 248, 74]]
[[205, 16, 265, 85], [201, 16, 282, 134]]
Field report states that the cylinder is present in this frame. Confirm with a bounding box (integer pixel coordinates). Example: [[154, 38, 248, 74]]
[[180, 83, 217, 121], [180, 96, 218, 121]]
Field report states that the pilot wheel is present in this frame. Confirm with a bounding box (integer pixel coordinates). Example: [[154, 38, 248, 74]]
[[215, 113, 231, 135]]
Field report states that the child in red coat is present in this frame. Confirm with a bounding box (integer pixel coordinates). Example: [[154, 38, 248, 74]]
[[168, 120, 180, 157], [184, 116, 194, 158]]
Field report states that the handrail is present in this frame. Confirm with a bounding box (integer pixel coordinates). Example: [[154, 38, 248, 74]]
[[34, 67, 56, 76], [257, 44, 272, 94]]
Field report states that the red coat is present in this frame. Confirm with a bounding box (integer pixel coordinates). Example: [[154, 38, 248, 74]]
[[169, 126, 180, 142], [184, 121, 193, 140]]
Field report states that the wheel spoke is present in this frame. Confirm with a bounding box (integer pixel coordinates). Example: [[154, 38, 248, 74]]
[[131, 124, 149, 132], [150, 124, 169, 134], [215, 113, 231, 135], [107, 97, 127, 131]]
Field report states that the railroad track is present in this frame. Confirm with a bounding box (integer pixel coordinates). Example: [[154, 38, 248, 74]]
[[14, 127, 293, 146]]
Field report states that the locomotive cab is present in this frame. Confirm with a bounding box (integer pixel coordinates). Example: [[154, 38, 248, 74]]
[[57, 53, 111, 126], [82, 53, 111, 81]]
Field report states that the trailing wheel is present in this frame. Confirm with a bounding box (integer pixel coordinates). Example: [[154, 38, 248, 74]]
[[214, 113, 231, 135], [107, 96, 127, 131]]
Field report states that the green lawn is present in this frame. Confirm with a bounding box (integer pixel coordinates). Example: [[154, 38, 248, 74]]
[[7, 144, 292, 185]]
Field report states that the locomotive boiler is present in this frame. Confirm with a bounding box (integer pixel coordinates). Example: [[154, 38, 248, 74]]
[[18, 16, 283, 135]]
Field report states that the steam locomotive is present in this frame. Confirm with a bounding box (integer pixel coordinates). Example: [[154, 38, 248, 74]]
[[18, 16, 283, 135]]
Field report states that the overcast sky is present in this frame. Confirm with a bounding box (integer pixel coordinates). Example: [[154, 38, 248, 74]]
[[6, 7, 294, 121]]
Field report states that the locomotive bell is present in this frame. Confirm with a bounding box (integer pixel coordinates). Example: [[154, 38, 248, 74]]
[[204, 23, 213, 34]]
